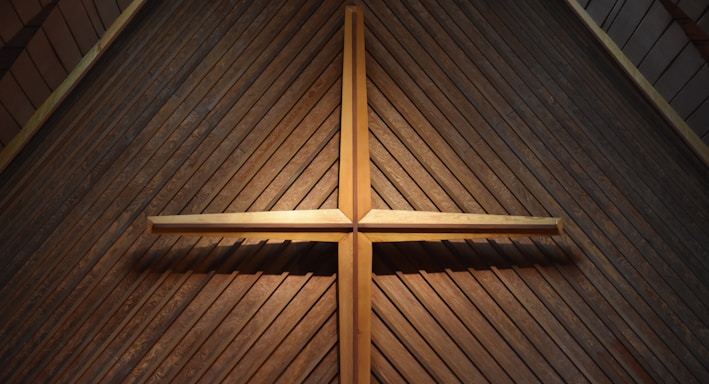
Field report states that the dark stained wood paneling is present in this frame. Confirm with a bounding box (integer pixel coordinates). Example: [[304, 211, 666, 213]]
[[687, 97, 709, 142], [25, 28, 67, 89], [59, 0, 100, 55], [0, 0, 707, 383], [638, 22, 688, 83], [366, 0, 708, 381], [582, 0, 709, 150], [0, 0, 52, 78], [606, 0, 653, 47], [670, 63, 709, 117], [81, 0, 108, 35], [0, 0, 140, 153], [623, 1, 672, 65], [654, 43, 704, 101], [660, 0, 709, 60], [585, 0, 621, 25], [1, 0, 343, 381], [9, 49, 50, 108], [42, 7, 82, 71]]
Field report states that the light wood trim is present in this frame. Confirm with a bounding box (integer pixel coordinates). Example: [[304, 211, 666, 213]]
[[338, 6, 355, 220], [339, 8, 371, 383], [0, 0, 150, 174], [355, 232, 372, 383], [337, 233, 355, 384], [143, 7, 564, 383], [147, 209, 352, 242], [360, 209, 562, 242], [339, 6, 371, 221], [564, 0, 709, 168], [353, 6, 371, 222]]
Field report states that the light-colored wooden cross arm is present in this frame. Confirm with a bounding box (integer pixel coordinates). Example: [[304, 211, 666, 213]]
[[147, 209, 352, 242], [359, 209, 563, 242]]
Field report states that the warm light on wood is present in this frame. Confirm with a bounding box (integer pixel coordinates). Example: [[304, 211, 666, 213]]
[[360, 209, 562, 242], [339, 6, 370, 223], [338, 7, 370, 384], [147, 6, 563, 383], [564, 0, 709, 167], [337, 233, 355, 383], [148, 209, 351, 242]]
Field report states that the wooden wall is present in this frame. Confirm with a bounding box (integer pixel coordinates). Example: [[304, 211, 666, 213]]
[[0, 0, 134, 149], [576, 0, 709, 144], [0, 0, 707, 382]]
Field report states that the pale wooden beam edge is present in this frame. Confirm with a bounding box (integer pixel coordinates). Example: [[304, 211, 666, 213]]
[[564, 0, 709, 168], [147, 209, 352, 242], [359, 209, 563, 237], [339, 6, 369, 384], [0, 0, 150, 174]]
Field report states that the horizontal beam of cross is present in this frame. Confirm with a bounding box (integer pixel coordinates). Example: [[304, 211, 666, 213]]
[[148, 208, 562, 242]]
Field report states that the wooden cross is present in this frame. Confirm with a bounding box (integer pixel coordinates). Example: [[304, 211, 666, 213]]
[[148, 6, 562, 383]]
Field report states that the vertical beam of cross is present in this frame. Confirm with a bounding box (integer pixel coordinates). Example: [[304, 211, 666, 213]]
[[147, 6, 562, 383], [338, 6, 371, 383]]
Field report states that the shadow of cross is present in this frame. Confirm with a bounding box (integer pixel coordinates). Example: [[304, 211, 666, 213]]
[[148, 6, 563, 384]]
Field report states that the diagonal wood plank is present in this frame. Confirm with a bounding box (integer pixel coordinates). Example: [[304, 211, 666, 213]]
[[147, 6, 563, 383]]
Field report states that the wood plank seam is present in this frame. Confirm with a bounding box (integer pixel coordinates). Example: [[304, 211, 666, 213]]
[[147, 6, 563, 384], [0, 0, 149, 174], [563, 0, 709, 168]]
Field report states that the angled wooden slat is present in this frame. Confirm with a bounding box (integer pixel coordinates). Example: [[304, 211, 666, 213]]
[[0, 73, 34, 125], [371, 279, 457, 382], [0, 2, 23, 44], [0, 0, 249, 372], [25, 28, 67, 89], [59, 0, 99, 54], [242, 280, 337, 383], [566, 0, 709, 166], [207, 272, 317, 383], [10, 0, 42, 25], [512, 2, 709, 378], [296, 343, 339, 383], [33, 6, 346, 380], [0, 0, 253, 376], [10, 50, 50, 108], [146, 7, 563, 383], [94, 0, 120, 29], [0, 103, 19, 146], [0, 0, 149, 173], [2, 0, 709, 383]]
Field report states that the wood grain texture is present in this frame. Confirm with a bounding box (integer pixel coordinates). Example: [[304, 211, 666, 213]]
[[148, 209, 351, 242], [144, 9, 561, 383], [0, 0, 148, 173], [573, 0, 709, 165], [0, 0, 707, 383], [338, 6, 370, 222]]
